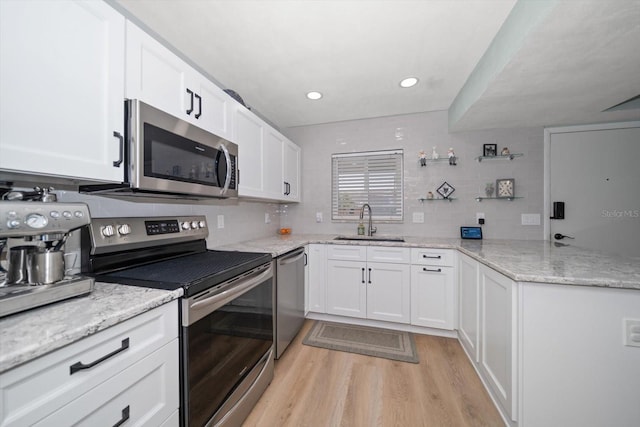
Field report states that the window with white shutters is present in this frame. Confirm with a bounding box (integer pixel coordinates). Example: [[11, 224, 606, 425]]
[[331, 150, 404, 221]]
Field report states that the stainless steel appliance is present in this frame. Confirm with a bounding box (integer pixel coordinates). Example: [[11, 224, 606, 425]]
[[82, 215, 273, 427], [275, 247, 305, 359], [80, 100, 238, 199], [0, 199, 94, 317]]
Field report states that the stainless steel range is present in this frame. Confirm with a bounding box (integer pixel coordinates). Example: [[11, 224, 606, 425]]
[[0, 199, 94, 317], [81, 215, 274, 427]]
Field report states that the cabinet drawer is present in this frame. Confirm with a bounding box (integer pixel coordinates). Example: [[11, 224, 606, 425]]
[[327, 245, 367, 261], [366, 246, 410, 264], [0, 301, 177, 427], [411, 248, 455, 266], [35, 340, 179, 427]]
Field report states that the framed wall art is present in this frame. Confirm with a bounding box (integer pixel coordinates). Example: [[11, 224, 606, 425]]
[[496, 178, 515, 198], [483, 144, 497, 157]]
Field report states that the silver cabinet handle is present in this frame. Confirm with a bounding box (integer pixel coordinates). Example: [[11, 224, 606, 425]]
[[112, 131, 124, 167]]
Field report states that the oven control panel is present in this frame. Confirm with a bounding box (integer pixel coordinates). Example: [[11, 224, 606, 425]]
[[89, 215, 208, 254]]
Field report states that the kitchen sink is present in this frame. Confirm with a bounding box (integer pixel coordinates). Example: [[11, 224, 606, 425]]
[[333, 235, 405, 242]]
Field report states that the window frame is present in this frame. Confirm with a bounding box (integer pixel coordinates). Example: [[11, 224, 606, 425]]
[[331, 149, 404, 223]]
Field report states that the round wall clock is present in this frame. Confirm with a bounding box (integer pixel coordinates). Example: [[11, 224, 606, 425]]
[[496, 178, 515, 198]]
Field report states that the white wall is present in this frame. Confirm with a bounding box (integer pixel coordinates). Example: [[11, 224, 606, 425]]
[[285, 110, 544, 240]]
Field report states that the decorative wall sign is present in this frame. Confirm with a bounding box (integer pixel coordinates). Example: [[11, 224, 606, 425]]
[[496, 178, 515, 198], [436, 181, 455, 199], [483, 144, 497, 157]]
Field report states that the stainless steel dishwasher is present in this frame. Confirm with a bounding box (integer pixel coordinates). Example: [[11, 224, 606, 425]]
[[275, 247, 306, 359]]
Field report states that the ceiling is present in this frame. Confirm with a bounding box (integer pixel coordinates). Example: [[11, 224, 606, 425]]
[[114, 0, 640, 132]]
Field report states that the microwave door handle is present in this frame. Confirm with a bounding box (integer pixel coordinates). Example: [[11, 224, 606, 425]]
[[219, 143, 232, 196]]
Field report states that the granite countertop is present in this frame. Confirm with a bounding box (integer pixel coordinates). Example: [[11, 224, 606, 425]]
[[0, 282, 182, 373], [216, 234, 640, 290]]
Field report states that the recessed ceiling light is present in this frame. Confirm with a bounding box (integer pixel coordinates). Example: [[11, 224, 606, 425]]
[[399, 77, 419, 88], [306, 91, 323, 100]]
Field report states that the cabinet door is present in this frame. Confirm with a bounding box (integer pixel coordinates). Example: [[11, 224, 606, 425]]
[[263, 128, 285, 200], [0, 0, 125, 182], [367, 262, 411, 324], [479, 265, 516, 420], [283, 139, 301, 202], [307, 244, 327, 314], [125, 21, 188, 123], [410, 265, 455, 329], [458, 254, 480, 360], [192, 75, 234, 140], [35, 340, 179, 427], [235, 107, 264, 197], [326, 260, 366, 318]]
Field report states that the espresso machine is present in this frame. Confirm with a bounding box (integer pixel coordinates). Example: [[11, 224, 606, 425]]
[[0, 189, 94, 317]]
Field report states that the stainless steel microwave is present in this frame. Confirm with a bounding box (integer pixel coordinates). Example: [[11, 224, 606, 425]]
[[81, 99, 238, 199]]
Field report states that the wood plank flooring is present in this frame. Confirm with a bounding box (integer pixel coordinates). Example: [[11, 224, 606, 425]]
[[243, 320, 504, 427]]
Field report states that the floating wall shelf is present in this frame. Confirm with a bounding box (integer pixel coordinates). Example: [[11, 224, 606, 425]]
[[419, 198, 456, 203], [475, 153, 523, 162], [475, 196, 523, 202]]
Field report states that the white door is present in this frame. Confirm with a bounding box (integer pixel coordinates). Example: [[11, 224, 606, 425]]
[[547, 122, 640, 257], [191, 74, 234, 140], [410, 265, 455, 329], [0, 0, 125, 182], [367, 262, 410, 324], [326, 260, 366, 318]]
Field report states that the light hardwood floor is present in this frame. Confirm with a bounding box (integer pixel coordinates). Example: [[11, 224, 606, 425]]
[[243, 320, 504, 427]]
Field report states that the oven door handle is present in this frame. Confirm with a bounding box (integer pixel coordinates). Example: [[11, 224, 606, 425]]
[[184, 265, 272, 326]]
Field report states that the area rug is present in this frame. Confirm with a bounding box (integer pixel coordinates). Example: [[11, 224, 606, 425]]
[[302, 321, 419, 363]]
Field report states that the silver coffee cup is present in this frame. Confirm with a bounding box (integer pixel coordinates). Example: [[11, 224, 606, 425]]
[[8, 246, 33, 284], [27, 250, 64, 284]]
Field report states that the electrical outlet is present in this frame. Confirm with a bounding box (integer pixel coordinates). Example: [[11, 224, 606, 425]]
[[217, 214, 224, 229], [521, 213, 541, 226], [412, 212, 425, 223], [316, 212, 323, 223], [476, 212, 485, 225], [624, 319, 640, 347], [265, 213, 271, 224]]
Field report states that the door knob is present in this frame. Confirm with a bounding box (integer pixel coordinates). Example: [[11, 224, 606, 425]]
[[554, 233, 574, 240]]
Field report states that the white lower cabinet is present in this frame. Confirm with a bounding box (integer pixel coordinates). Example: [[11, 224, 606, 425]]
[[410, 249, 456, 330], [326, 245, 410, 323], [479, 264, 517, 422], [307, 244, 327, 314], [458, 253, 480, 361], [0, 301, 179, 427]]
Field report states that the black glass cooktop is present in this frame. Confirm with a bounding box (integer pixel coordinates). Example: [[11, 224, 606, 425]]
[[95, 250, 271, 297]]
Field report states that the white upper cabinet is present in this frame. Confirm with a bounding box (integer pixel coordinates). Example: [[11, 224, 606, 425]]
[[234, 105, 301, 202], [0, 0, 125, 182], [125, 22, 233, 141], [282, 139, 301, 202]]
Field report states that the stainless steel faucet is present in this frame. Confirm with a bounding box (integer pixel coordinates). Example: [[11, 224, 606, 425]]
[[359, 204, 377, 236]]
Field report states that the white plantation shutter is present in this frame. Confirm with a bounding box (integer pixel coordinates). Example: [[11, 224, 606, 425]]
[[332, 150, 404, 221]]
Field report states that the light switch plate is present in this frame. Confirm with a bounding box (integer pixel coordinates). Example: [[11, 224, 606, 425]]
[[521, 213, 541, 226], [413, 212, 424, 223], [265, 213, 271, 224], [217, 214, 224, 229], [624, 319, 640, 347], [316, 212, 323, 223]]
